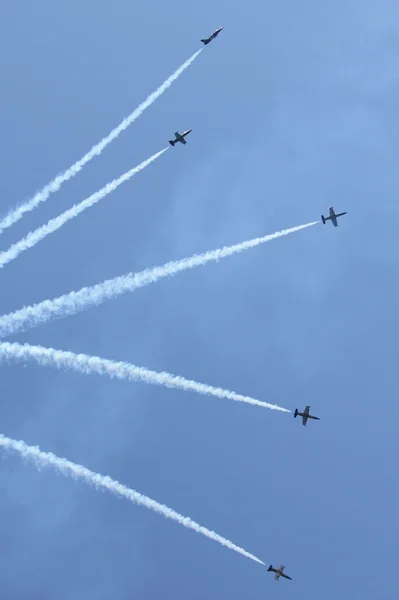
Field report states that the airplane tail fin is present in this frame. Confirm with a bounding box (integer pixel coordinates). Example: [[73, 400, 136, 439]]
[[321, 215, 326, 224], [169, 140, 175, 147], [267, 565, 273, 572], [201, 39, 210, 44], [294, 409, 298, 418]]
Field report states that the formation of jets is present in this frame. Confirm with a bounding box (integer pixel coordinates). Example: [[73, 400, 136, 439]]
[[167, 29, 224, 148], [267, 406, 320, 581], [169, 28, 348, 232], [167, 28, 347, 587]]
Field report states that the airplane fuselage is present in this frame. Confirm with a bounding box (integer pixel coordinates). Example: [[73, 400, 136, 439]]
[[275, 570, 290, 579], [268, 567, 292, 580], [169, 129, 192, 146], [323, 212, 347, 221], [297, 413, 319, 420], [321, 209, 347, 226], [294, 407, 320, 425], [201, 27, 224, 44]]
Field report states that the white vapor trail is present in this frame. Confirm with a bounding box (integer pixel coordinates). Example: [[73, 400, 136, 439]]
[[0, 434, 264, 564], [0, 341, 289, 412], [0, 50, 202, 234], [0, 221, 319, 338], [0, 222, 318, 339], [0, 149, 167, 269]]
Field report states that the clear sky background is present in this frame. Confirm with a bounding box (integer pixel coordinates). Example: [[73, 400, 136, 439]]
[[0, 0, 398, 598]]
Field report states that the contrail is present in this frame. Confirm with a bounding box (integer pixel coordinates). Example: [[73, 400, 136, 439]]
[[0, 149, 167, 269], [0, 434, 264, 564], [0, 50, 202, 234], [0, 222, 318, 339], [0, 341, 289, 412]]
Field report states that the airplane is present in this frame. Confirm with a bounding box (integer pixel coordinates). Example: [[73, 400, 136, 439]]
[[267, 565, 292, 581], [294, 405, 320, 426], [321, 206, 347, 227], [201, 27, 224, 45], [168, 129, 192, 147]]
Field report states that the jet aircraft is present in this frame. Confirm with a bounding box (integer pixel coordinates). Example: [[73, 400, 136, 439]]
[[267, 565, 292, 581], [294, 405, 320, 426], [201, 27, 224, 45], [321, 206, 347, 227], [168, 129, 192, 147]]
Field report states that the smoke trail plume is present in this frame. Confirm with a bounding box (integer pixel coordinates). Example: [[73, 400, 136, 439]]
[[0, 50, 202, 234], [0, 222, 318, 339], [0, 341, 289, 412], [0, 149, 167, 269], [0, 434, 264, 564]]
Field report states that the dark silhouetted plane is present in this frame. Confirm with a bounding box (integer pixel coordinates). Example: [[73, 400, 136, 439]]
[[201, 27, 224, 45], [321, 206, 347, 227], [294, 405, 320, 426], [169, 129, 192, 147], [267, 565, 292, 581]]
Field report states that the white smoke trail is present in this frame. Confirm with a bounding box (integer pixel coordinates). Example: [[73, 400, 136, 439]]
[[0, 50, 202, 234], [0, 222, 318, 339], [0, 341, 289, 412], [0, 434, 264, 564], [0, 149, 167, 269]]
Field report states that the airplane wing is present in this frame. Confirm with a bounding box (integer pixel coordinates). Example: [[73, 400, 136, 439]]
[[180, 137, 187, 144], [304, 406, 310, 414], [302, 414, 309, 426], [174, 132, 180, 137], [279, 565, 285, 572], [274, 573, 281, 581], [329, 206, 338, 226]]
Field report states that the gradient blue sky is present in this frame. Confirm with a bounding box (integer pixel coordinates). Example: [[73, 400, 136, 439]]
[[1, 1, 398, 598]]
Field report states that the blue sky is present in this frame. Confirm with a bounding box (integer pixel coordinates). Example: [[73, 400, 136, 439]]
[[1, 0, 399, 598]]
